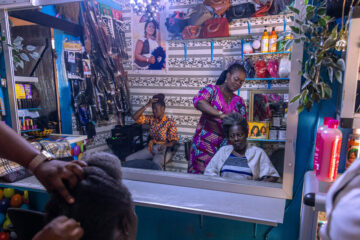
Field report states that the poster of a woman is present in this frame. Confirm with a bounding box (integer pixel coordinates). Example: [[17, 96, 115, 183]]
[[132, 14, 166, 71]]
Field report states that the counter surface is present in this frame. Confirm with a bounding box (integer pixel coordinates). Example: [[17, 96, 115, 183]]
[[0, 176, 285, 226]]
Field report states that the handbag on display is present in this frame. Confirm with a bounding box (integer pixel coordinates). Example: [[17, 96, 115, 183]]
[[201, 18, 229, 38], [226, 3, 256, 22], [252, 0, 274, 17], [204, 0, 231, 17], [254, 60, 268, 78], [187, 4, 214, 26], [182, 25, 202, 39], [165, 11, 189, 35], [267, 59, 279, 78]]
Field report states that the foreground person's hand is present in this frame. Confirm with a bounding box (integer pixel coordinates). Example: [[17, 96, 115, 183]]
[[33, 216, 84, 240], [33, 160, 87, 204]]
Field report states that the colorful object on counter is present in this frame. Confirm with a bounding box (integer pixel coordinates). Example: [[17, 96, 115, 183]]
[[2, 218, 11, 231], [10, 194, 22, 208], [70, 140, 86, 160], [267, 59, 279, 78], [345, 129, 360, 170], [3, 189, 14, 199], [261, 27, 269, 53], [73, 145, 81, 157], [0, 232, 9, 240], [254, 60, 268, 78], [315, 120, 342, 182], [23, 190, 29, 204]]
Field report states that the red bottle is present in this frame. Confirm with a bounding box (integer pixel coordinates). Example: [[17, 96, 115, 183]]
[[313, 117, 332, 173], [315, 120, 342, 182]]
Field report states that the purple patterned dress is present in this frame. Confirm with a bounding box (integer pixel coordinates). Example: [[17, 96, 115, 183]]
[[188, 85, 247, 174]]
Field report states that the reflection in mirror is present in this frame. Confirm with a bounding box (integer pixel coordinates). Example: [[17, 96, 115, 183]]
[[121, 89, 288, 185]]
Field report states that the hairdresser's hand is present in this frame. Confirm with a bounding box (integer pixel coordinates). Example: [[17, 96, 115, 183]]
[[33, 216, 84, 240], [146, 97, 158, 108], [34, 160, 87, 204]]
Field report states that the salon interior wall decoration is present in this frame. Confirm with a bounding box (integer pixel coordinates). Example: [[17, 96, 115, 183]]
[[132, 6, 167, 71], [115, 0, 293, 173]]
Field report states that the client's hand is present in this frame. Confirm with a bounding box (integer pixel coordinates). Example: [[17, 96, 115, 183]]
[[148, 56, 155, 64], [33, 216, 84, 240], [34, 160, 87, 204]]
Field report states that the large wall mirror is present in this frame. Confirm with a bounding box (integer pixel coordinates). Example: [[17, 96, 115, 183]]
[[113, 1, 299, 199], [2, 0, 301, 200]]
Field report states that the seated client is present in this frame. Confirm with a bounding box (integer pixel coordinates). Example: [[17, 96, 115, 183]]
[[204, 113, 280, 182], [39, 152, 137, 240], [125, 94, 179, 169]]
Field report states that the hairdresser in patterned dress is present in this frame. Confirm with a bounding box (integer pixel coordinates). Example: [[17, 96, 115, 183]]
[[188, 63, 247, 174]]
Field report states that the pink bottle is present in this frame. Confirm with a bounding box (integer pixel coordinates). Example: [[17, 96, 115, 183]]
[[316, 120, 342, 182], [313, 117, 333, 173]]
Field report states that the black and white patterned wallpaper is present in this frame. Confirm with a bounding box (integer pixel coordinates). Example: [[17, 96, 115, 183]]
[[83, 1, 292, 173]]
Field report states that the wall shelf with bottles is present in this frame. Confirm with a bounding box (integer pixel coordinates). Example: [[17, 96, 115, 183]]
[[244, 51, 290, 56]]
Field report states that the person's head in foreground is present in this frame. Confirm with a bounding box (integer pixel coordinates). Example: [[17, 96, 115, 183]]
[[44, 152, 137, 240]]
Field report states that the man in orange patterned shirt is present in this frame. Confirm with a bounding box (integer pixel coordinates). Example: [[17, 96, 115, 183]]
[[125, 94, 179, 169]]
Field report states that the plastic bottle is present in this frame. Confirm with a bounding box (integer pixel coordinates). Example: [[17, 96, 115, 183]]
[[316, 120, 342, 182], [285, 33, 293, 51], [313, 117, 332, 173], [269, 27, 277, 52], [261, 27, 269, 53], [345, 128, 360, 170]]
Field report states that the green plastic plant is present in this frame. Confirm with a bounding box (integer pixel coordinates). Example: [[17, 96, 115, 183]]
[[0, 35, 39, 70], [283, 0, 356, 113], [10, 36, 39, 70]]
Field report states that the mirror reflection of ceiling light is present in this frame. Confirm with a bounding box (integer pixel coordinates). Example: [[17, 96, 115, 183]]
[[130, 0, 164, 21]]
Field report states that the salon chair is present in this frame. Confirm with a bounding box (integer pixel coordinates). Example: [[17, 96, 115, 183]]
[[269, 148, 284, 178]]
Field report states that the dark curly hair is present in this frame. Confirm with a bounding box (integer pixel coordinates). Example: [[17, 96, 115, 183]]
[[152, 93, 166, 108], [45, 152, 133, 240], [222, 112, 249, 138], [216, 63, 246, 85]]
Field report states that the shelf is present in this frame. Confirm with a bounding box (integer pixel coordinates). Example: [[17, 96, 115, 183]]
[[14, 76, 38, 83], [18, 108, 40, 111], [167, 35, 253, 43], [248, 139, 286, 143], [21, 129, 40, 133], [244, 51, 290, 56], [245, 78, 289, 81]]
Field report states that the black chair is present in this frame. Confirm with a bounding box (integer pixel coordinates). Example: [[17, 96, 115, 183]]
[[269, 148, 285, 178]]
